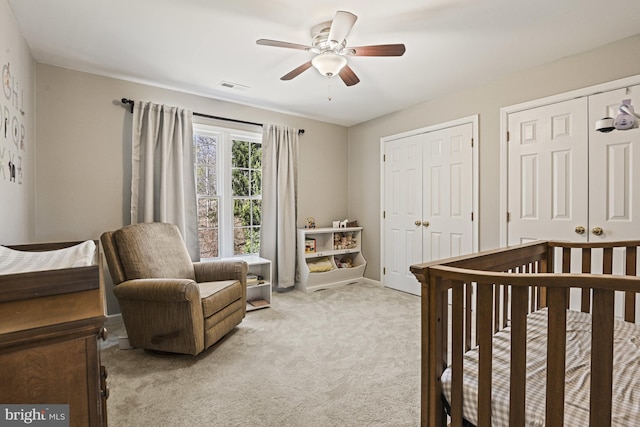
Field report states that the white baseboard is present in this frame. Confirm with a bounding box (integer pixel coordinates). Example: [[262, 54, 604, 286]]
[[363, 277, 382, 287]]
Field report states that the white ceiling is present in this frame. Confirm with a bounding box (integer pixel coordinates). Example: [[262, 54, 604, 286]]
[[8, 0, 640, 126]]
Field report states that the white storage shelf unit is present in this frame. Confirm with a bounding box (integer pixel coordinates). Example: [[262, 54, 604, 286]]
[[222, 255, 271, 311], [297, 227, 366, 292]]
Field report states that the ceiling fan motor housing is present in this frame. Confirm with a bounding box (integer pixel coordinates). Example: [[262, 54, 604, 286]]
[[311, 22, 348, 54]]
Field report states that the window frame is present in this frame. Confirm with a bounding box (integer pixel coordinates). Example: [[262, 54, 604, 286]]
[[193, 123, 262, 260]]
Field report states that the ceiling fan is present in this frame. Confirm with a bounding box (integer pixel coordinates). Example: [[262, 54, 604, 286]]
[[256, 10, 406, 87]]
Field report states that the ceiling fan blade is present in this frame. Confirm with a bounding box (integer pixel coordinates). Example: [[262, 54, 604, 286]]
[[348, 44, 406, 56], [281, 61, 313, 81], [256, 39, 312, 51], [328, 11, 357, 47], [338, 65, 360, 87]]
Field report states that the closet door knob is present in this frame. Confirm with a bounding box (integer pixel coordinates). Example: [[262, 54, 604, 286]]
[[414, 220, 422, 226], [592, 226, 603, 236], [574, 226, 585, 235], [422, 221, 430, 227]]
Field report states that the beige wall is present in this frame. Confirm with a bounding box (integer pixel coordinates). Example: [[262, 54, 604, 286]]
[[15, 15, 640, 309], [350, 33, 640, 282], [0, 0, 36, 244], [35, 64, 348, 312]]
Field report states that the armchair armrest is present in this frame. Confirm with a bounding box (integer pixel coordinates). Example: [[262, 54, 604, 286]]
[[113, 278, 200, 302], [193, 260, 248, 286]]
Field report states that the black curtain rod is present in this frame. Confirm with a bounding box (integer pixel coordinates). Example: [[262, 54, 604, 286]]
[[121, 98, 304, 135]]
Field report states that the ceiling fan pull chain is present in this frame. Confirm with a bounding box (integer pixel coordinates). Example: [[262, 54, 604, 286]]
[[327, 79, 333, 101]]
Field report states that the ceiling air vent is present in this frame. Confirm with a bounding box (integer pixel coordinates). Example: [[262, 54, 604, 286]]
[[218, 81, 249, 92]]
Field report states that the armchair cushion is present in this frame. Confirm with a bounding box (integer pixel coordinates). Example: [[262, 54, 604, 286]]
[[199, 280, 243, 317], [112, 223, 195, 281]]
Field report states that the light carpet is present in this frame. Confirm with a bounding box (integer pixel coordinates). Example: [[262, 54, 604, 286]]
[[101, 282, 421, 426]]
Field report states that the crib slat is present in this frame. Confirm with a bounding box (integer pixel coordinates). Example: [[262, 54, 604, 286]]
[[441, 287, 449, 369], [438, 282, 448, 425], [509, 285, 528, 426], [581, 248, 592, 312], [475, 290, 480, 347], [590, 288, 614, 427], [450, 281, 465, 427], [477, 282, 493, 427], [562, 248, 571, 309], [603, 247, 613, 274], [494, 285, 500, 334], [625, 246, 637, 323], [562, 247, 571, 272], [545, 287, 567, 426], [429, 276, 446, 427], [465, 283, 472, 352], [530, 286, 535, 313], [502, 284, 509, 328]]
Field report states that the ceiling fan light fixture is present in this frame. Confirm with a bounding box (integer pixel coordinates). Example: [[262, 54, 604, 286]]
[[311, 52, 347, 78]]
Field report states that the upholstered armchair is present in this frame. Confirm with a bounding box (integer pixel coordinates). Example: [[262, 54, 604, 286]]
[[100, 222, 248, 355]]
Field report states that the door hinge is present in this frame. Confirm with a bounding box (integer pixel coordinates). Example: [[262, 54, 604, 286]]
[[471, 212, 474, 221], [471, 138, 474, 148], [383, 154, 386, 162], [383, 210, 386, 219], [506, 131, 510, 142], [507, 212, 511, 222], [383, 267, 386, 275]]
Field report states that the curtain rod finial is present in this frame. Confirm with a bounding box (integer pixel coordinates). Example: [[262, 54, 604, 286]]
[[121, 98, 134, 113]]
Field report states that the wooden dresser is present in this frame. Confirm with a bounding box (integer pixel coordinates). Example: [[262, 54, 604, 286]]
[[0, 241, 108, 427]]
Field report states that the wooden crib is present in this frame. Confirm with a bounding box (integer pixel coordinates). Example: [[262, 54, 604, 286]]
[[410, 240, 640, 427]]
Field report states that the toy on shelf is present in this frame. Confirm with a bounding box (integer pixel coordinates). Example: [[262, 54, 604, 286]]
[[333, 232, 357, 250], [335, 219, 358, 228], [305, 217, 316, 229], [304, 238, 316, 253], [334, 255, 354, 268]]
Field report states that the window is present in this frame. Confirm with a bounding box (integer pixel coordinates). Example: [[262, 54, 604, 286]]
[[193, 125, 262, 259]]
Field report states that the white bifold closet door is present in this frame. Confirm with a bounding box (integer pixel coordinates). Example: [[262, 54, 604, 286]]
[[507, 85, 640, 245], [507, 85, 640, 316], [507, 97, 589, 245], [383, 123, 474, 296], [588, 86, 640, 242]]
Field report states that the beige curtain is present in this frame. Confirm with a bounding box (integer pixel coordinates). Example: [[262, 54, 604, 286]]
[[260, 124, 299, 291], [131, 101, 199, 260]]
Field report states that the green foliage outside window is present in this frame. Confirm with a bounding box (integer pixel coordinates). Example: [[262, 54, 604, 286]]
[[232, 139, 262, 255]]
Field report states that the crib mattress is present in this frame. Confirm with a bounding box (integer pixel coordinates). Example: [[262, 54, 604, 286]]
[[441, 308, 640, 426]]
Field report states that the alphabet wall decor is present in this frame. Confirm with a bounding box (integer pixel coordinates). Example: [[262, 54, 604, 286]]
[[0, 61, 26, 186]]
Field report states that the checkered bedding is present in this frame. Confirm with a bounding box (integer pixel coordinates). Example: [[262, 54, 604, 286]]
[[441, 308, 640, 426]]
